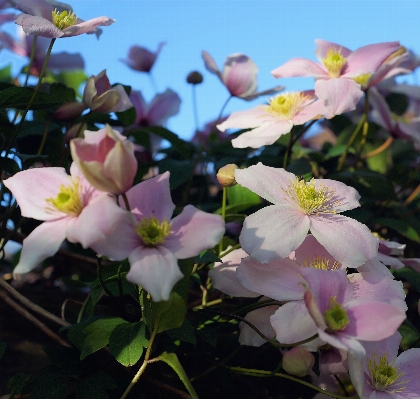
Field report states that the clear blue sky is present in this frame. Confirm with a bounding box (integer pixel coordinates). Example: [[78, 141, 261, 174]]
[[2, 0, 420, 139]]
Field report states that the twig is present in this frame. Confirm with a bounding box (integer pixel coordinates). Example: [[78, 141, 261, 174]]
[[146, 376, 193, 399], [0, 289, 70, 347]]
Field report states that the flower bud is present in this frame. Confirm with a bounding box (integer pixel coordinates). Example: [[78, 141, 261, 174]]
[[217, 164, 238, 187], [70, 124, 137, 194], [187, 71, 203, 85], [282, 347, 315, 377]]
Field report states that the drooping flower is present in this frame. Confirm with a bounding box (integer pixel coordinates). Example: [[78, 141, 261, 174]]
[[217, 90, 332, 148], [70, 124, 138, 195], [271, 39, 400, 115], [0, 26, 84, 76], [120, 43, 165, 73], [3, 163, 127, 277], [90, 172, 225, 302], [14, 0, 114, 38], [202, 50, 283, 100], [359, 332, 420, 398], [235, 163, 378, 267]]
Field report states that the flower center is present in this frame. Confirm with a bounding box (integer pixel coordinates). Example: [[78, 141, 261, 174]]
[[45, 178, 83, 216], [51, 9, 78, 30], [323, 48, 347, 78], [135, 216, 172, 246], [283, 177, 340, 215], [353, 72, 372, 86], [266, 92, 310, 120], [367, 354, 408, 392], [303, 255, 340, 270], [323, 297, 349, 332]]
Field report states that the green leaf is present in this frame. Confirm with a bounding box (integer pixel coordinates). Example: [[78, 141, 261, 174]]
[[364, 142, 390, 174], [7, 373, 30, 397], [158, 158, 193, 189], [399, 322, 420, 351], [116, 106, 136, 126], [108, 322, 148, 366], [227, 183, 260, 206], [28, 374, 69, 399], [156, 352, 199, 399], [43, 70, 87, 97], [166, 319, 196, 345], [214, 202, 260, 216], [80, 317, 125, 359], [194, 249, 221, 263], [153, 292, 187, 333], [376, 218, 420, 243], [394, 267, 420, 292], [43, 346, 81, 375], [0, 86, 63, 109], [76, 373, 116, 399], [0, 64, 12, 82], [174, 257, 195, 302]]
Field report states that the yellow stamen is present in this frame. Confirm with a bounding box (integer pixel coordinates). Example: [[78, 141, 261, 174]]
[[45, 178, 83, 216], [302, 255, 340, 270], [367, 353, 408, 393], [282, 177, 340, 215], [353, 72, 372, 86], [323, 48, 347, 78], [136, 216, 172, 246], [51, 9, 78, 30], [323, 297, 349, 332], [266, 92, 310, 120]]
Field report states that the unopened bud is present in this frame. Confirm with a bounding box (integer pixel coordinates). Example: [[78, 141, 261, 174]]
[[282, 347, 315, 377], [187, 71, 203, 85], [217, 164, 238, 187]]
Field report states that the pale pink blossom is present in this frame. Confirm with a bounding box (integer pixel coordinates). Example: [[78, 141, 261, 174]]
[[14, 0, 114, 38], [121, 43, 165, 73], [235, 163, 378, 267], [271, 39, 400, 115], [90, 172, 225, 301], [359, 332, 420, 398], [70, 124, 137, 195], [217, 90, 331, 148], [202, 50, 283, 100], [3, 163, 127, 277], [282, 347, 315, 377]]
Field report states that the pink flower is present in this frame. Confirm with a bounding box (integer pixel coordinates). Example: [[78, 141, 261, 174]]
[[359, 332, 420, 398], [90, 172, 225, 302], [121, 42, 165, 73], [70, 124, 138, 195], [3, 163, 127, 277], [271, 39, 400, 115], [217, 90, 331, 148], [190, 117, 230, 149], [14, 0, 114, 38], [235, 163, 378, 267], [202, 50, 283, 100], [0, 26, 84, 76]]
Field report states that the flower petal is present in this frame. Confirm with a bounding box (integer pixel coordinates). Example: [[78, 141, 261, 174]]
[[61, 16, 115, 37], [164, 205, 225, 259], [217, 106, 268, 131], [127, 245, 184, 302], [271, 58, 328, 79], [222, 54, 258, 98], [15, 14, 63, 38], [146, 89, 181, 125], [13, 218, 68, 278], [309, 214, 378, 268], [202, 50, 222, 79], [16, 0, 53, 19], [314, 39, 352, 61]]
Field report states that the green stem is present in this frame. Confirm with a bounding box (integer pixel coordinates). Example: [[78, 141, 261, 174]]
[[336, 113, 367, 172], [219, 243, 241, 258], [283, 127, 295, 169], [119, 310, 162, 399], [192, 84, 200, 133], [218, 186, 227, 255], [225, 366, 359, 399], [24, 35, 38, 87], [217, 95, 232, 124], [97, 257, 115, 299], [1, 38, 56, 169], [354, 90, 370, 165], [36, 117, 52, 156]]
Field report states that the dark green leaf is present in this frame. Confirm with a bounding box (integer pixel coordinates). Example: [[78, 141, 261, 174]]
[[376, 218, 420, 243], [166, 319, 196, 345], [76, 372, 116, 399], [174, 257, 195, 302], [43, 346, 81, 375], [7, 373, 30, 397], [194, 250, 221, 263], [0, 87, 63, 109], [29, 375, 69, 399], [399, 322, 420, 351], [394, 267, 420, 292], [153, 292, 187, 333], [158, 158, 193, 189], [108, 322, 148, 366], [115, 106, 136, 126]]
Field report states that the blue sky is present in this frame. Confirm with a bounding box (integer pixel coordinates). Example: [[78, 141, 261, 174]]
[[2, 0, 420, 139]]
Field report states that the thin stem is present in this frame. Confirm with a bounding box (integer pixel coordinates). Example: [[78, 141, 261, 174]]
[[97, 257, 115, 299], [336, 113, 367, 172], [1, 38, 56, 167], [148, 72, 159, 93], [225, 366, 359, 399], [404, 183, 420, 205], [192, 85, 200, 132], [36, 116, 52, 155], [119, 311, 162, 399], [217, 96, 232, 124], [23, 35, 38, 87], [283, 127, 295, 169], [355, 90, 370, 164], [218, 187, 227, 255], [362, 136, 394, 159], [219, 243, 241, 258], [121, 192, 131, 211]]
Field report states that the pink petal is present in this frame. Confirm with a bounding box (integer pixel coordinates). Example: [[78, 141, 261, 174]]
[[124, 172, 175, 221], [61, 16, 115, 37], [231, 120, 293, 149], [0, 31, 26, 56], [146, 89, 181, 125], [130, 90, 147, 123], [103, 84, 133, 113], [239, 305, 279, 347], [164, 205, 225, 259], [344, 300, 406, 340], [54, 101, 87, 120], [234, 163, 298, 206], [395, 348, 420, 394], [13, 218, 68, 277], [16, 0, 53, 19], [3, 167, 72, 220], [222, 54, 258, 98], [217, 106, 268, 131], [270, 301, 317, 344], [239, 205, 310, 263], [309, 214, 378, 268], [236, 257, 304, 301], [291, 99, 331, 125], [271, 58, 328, 79], [15, 14, 63, 38], [343, 338, 366, 398], [202, 50, 222, 78], [127, 245, 184, 302], [47, 52, 85, 71], [369, 87, 394, 131], [362, 331, 401, 363], [315, 78, 363, 115], [243, 85, 284, 101], [343, 41, 400, 77], [314, 39, 352, 62]]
